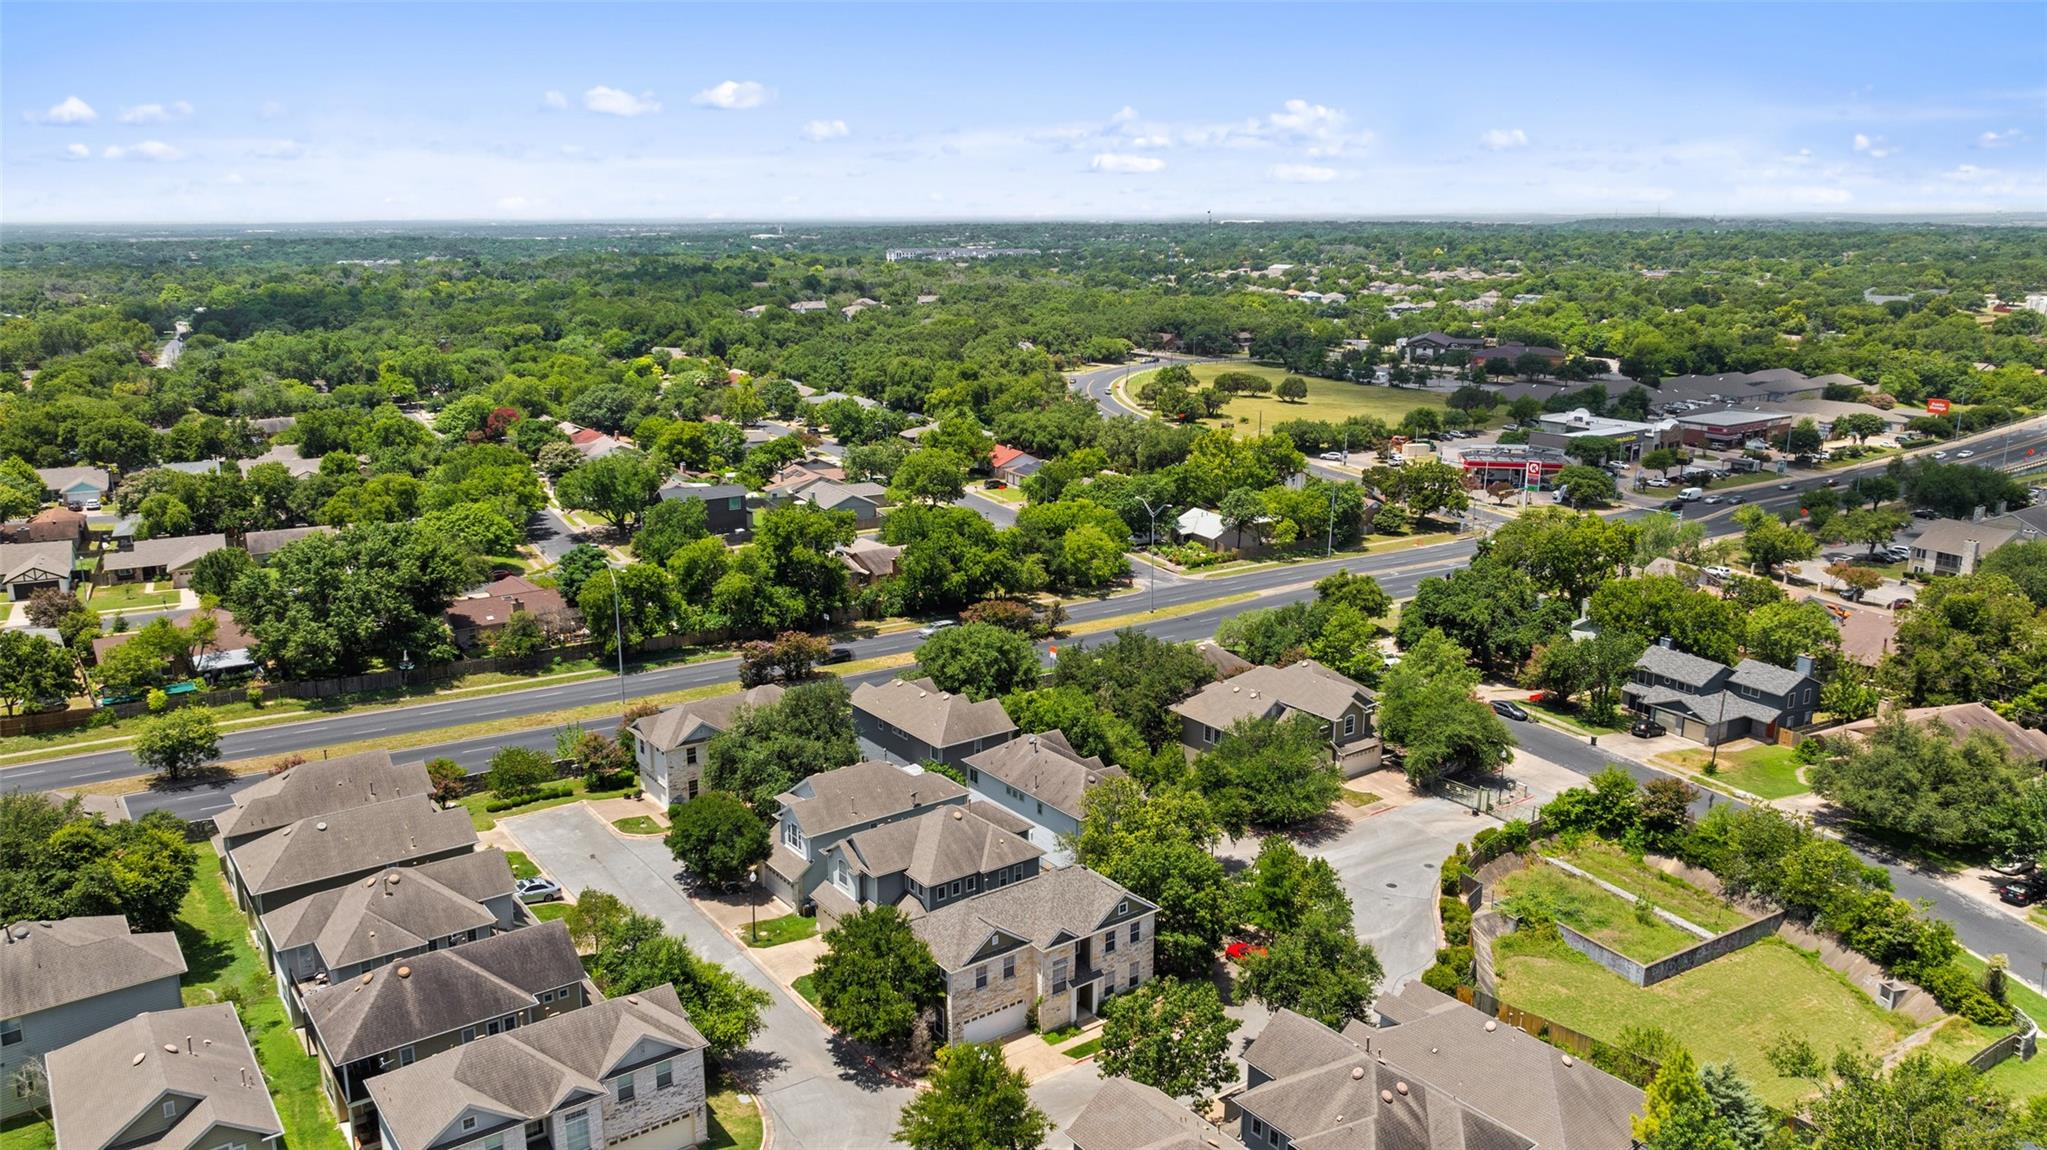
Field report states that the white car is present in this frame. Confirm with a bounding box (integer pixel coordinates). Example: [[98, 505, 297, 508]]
[[1645, 476, 1669, 488], [1957, 450, 1976, 459], [1703, 495, 1722, 505], [1319, 451, 1345, 462], [916, 620, 958, 638], [1704, 565, 1734, 580]]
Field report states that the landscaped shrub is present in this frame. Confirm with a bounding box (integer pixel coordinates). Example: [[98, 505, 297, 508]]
[[1441, 842, 1472, 896], [485, 783, 573, 812], [1420, 945, 1473, 994], [1440, 897, 1472, 947]]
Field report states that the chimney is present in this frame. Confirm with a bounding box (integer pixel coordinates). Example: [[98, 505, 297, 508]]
[[1973, 505, 1985, 523], [1795, 654, 1815, 679], [1658, 636, 1673, 649]]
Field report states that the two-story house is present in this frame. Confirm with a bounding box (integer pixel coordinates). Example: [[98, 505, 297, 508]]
[[44, 1004, 283, 1150], [1168, 660, 1379, 776], [1, 917, 188, 1121], [303, 922, 589, 1147], [1068, 1078, 1243, 1150], [367, 983, 709, 1150], [910, 866, 1157, 1045], [1234, 986, 1640, 1150], [850, 678, 1018, 770], [258, 851, 521, 1025], [759, 761, 967, 909], [213, 751, 433, 851], [224, 793, 479, 917], [1907, 517, 2016, 577], [1622, 640, 1819, 746], [961, 730, 1126, 859], [810, 804, 1044, 929], [626, 685, 784, 808]]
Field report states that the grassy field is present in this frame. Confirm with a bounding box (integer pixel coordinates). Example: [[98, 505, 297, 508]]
[[1658, 744, 1810, 800], [705, 1083, 764, 1150], [458, 778, 638, 830], [612, 815, 664, 835], [504, 850, 542, 879], [176, 846, 349, 1150], [529, 902, 573, 922], [1496, 933, 1913, 1108], [744, 913, 819, 948], [1525, 696, 1628, 736], [1064, 1036, 1103, 1059], [89, 582, 181, 612], [793, 973, 821, 1007], [0, 1116, 54, 1150], [1554, 840, 1751, 934], [1123, 364, 1445, 435], [1497, 865, 1704, 962], [1957, 952, 2047, 1100]]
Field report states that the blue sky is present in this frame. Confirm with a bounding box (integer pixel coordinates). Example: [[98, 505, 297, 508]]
[[3, 2, 2042, 222]]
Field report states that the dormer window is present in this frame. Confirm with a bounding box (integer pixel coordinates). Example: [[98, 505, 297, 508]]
[[461, 1117, 477, 1133]]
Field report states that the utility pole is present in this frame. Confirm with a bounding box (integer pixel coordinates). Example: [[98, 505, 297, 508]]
[[609, 568, 627, 708], [1138, 498, 1161, 614]]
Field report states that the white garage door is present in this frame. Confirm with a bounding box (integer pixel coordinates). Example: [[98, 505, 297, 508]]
[[961, 1000, 1029, 1044], [606, 1114, 695, 1150]]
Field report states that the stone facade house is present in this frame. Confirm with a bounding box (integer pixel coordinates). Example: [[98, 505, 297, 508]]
[[851, 677, 1018, 770], [366, 983, 709, 1150], [304, 922, 589, 1146], [1622, 641, 1818, 746], [223, 794, 479, 916], [1169, 659, 1379, 776], [961, 730, 1126, 858], [810, 804, 1044, 929], [626, 685, 784, 808], [760, 761, 967, 909], [0, 917, 188, 1120], [258, 850, 521, 1025], [911, 866, 1157, 1045], [44, 1004, 282, 1150]]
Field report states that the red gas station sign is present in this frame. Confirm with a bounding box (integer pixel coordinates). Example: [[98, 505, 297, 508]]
[[1927, 398, 1952, 415]]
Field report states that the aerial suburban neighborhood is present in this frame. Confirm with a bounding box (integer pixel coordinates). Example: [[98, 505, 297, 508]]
[[4, 5, 2047, 1149]]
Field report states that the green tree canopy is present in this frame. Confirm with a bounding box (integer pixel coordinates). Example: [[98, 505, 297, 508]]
[[812, 906, 946, 1051], [665, 791, 771, 889]]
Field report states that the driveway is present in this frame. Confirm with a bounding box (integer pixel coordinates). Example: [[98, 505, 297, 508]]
[[500, 804, 912, 1149]]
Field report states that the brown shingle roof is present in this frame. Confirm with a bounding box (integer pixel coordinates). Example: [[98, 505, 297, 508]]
[[1169, 659, 1370, 731], [962, 730, 1124, 823], [212, 750, 429, 842], [1068, 1077, 1240, 1150], [242, 525, 333, 559], [1834, 703, 2047, 765], [226, 795, 477, 898], [101, 533, 227, 574], [446, 575, 572, 631], [836, 805, 1042, 887], [46, 1004, 282, 1150], [0, 916, 187, 1018], [259, 851, 513, 970], [304, 922, 586, 1064], [366, 984, 706, 1150], [852, 677, 1017, 750], [910, 865, 1152, 969], [777, 760, 966, 839], [630, 684, 783, 752]]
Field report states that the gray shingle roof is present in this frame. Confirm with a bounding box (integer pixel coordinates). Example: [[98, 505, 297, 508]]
[[242, 525, 333, 559], [212, 750, 429, 842], [630, 685, 783, 752], [836, 805, 1042, 887], [1728, 657, 1810, 696], [852, 677, 1018, 750], [260, 851, 513, 970], [304, 922, 586, 1064], [1911, 517, 2018, 559], [366, 984, 706, 1150], [226, 795, 477, 898], [34, 466, 110, 495], [777, 760, 966, 839], [101, 533, 227, 574], [1630, 644, 1726, 688], [1626, 684, 1785, 725], [1169, 659, 1370, 731], [0, 916, 187, 1018], [910, 865, 1152, 969], [0, 539, 73, 587], [1068, 1077, 1240, 1150], [46, 1003, 281, 1150], [962, 730, 1123, 823]]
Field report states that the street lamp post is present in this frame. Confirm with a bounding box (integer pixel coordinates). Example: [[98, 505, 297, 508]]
[[608, 569, 627, 708], [1137, 498, 1161, 614], [747, 867, 759, 945]]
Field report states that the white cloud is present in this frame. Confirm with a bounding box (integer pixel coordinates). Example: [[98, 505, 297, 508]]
[[801, 119, 850, 142], [1480, 128, 1528, 150], [542, 90, 569, 110], [1945, 164, 1992, 182], [222, 172, 246, 185], [1111, 105, 1140, 124], [119, 101, 193, 124], [584, 86, 662, 117], [1091, 152, 1165, 174], [29, 96, 97, 125], [1269, 98, 1343, 135], [1263, 98, 1370, 155], [691, 81, 770, 110], [64, 143, 90, 159], [251, 139, 305, 159], [1852, 132, 1895, 158], [1128, 135, 1172, 149], [102, 140, 183, 161], [1270, 163, 1338, 183], [259, 100, 286, 120], [1978, 128, 2024, 148]]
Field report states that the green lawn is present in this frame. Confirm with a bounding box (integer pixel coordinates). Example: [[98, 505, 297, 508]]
[[793, 974, 821, 1007], [1525, 696, 1627, 736], [1497, 865, 1704, 962], [175, 846, 349, 1150], [1554, 840, 1751, 934], [704, 1079, 764, 1150], [1039, 1022, 1085, 1044], [1339, 790, 1383, 808], [612, 815, 664, 836], [1658, 744, 1810, 800], [1957, 953, 2047, 1100], [1123, 364, 1446, 437], [529, 902, 573, 922], [0, 1116, 55, 1150], [1064, 1036, 1103, 1059], [88, 582, 181, 612], [1496, 933, 1914, 1109], [744, 913, 818, 948], [504, 850, 542, 880], [459, 777, 638, 830]]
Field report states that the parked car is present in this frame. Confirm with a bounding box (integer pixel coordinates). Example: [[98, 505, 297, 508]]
[[822, 646, 854, 664], [1630, 718, 1667, 738], [1645, 476, 1669, 488], [1912, 508, 1940, 519], [1319, 450, 1345, 461], [1225, 941, 1269, 962], [1490, 699, 1529, 722], [515, 877, 562, 904], [1958, 450, 1976, 459], [1778, 483, 1794, 491], [1704, 565, 1734, 580], [1998, 878, 2043, 907], [1883, 546, 1911, 562], [916, 620, 958, 638]]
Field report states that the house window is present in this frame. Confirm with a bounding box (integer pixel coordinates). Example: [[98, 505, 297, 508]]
[[1344, 714, 1357, 737], [163, 1101, 179, 1119], [1203, 725, 1219, 744], [461, 1117, 477, 1133], [950, 880, 961, 896], [687, 779, 699, 800], [1117, 900, 1127, 915], [0, 1019, 19, 1046], [482, 1137, 503, 1150], [1052, 958, 1069, 987], [782, 820, 806, 856], [976, 966, 988, 990], [1105, 930, 1117, 955], [1129, 922, 1141, 944], [1251, 1117, 1266, 1137], [562, 1110, 590, 1150], [461, 1026, 478, 1043], [398, 1046, 416, 1066], [655, 1060, 673, 1090], [1129, 962, 1140, 988], [684, 747, 699, 767], [538, 990, 554, 1004], [616, 1074, 636, 1104], [1003, 956, 1015, 980]]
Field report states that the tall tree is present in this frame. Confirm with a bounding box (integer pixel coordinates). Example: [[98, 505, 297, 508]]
[[1071, 779, 1231, 978], [812, 907, 946, 1051], [704, 677, 860, 811], [1192, 713, 1341, 834], [1379, 628, 1512, 784], [131, 706, 220, 780], [1096, 978, 1241, 1106], [557, 450, 663, 533], [895, 1042, 1049, 1150], [915, 623, 1041, 701], [665, 791, 771, 889]]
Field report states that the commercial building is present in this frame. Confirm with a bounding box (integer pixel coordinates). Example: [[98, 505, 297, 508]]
[[1670, 409, 1793, 449]]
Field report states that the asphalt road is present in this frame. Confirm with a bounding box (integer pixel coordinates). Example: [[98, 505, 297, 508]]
[[525, 506, 582, 563]]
